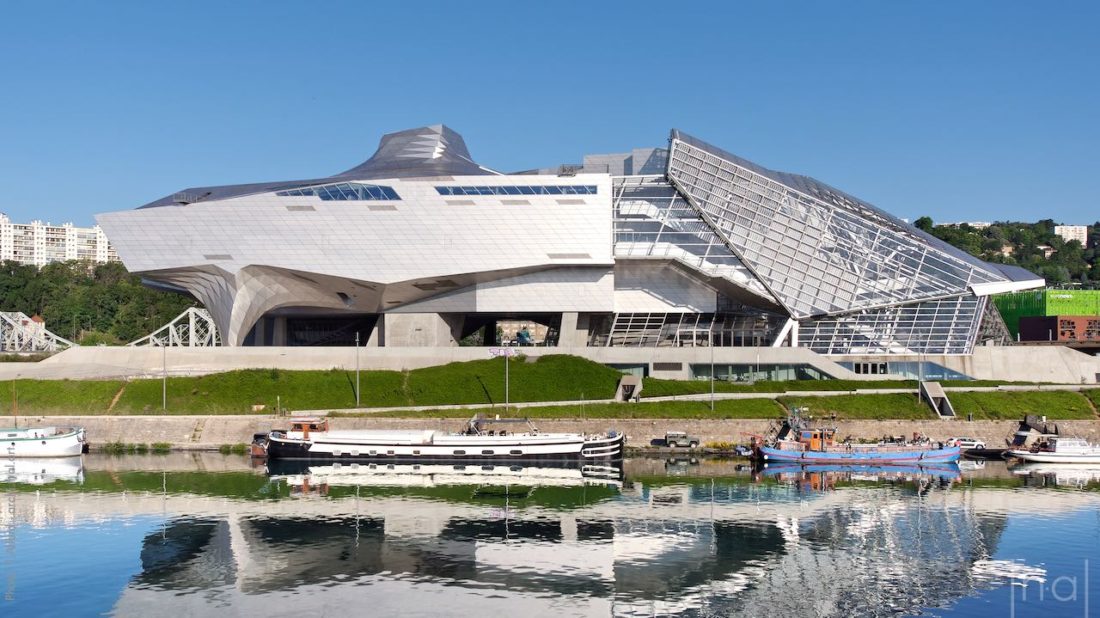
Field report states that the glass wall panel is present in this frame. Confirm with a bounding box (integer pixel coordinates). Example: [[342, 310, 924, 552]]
[[690, 363, 835, 381], [589, 310, 787, 347], [666, 135, 1005, 318], [798, 296, 985, 355]]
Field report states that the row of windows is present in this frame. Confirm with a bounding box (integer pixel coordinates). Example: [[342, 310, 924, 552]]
[[276, 183, 400, 201], [435, 185, 598, 196]]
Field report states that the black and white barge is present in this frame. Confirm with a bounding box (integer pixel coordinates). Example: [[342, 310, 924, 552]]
[[265, 415, 625, 462]]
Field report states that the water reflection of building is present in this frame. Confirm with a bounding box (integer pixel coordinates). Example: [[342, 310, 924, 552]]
[[5, 471, 1098, 616]]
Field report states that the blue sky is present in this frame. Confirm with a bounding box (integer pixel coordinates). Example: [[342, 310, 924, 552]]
[[1, 1, 1097, 226]]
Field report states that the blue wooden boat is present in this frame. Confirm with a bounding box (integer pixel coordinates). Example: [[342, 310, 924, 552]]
[[755, 414, 960, 464]]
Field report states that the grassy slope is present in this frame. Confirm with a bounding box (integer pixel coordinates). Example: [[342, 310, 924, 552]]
[[0, 354, 1093, 420], [947, 391, 1096, 420], [777, 393, 934, 420], [0, 355, 627, 415], [642, 378, 1038, 398], [334, 397, 786, 419], [778, 390, 1098, 421], [0, 379, 124, 415], [1084, 389, 1100, 410]]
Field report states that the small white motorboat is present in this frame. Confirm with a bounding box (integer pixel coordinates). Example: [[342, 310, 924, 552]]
[[1, 426, 86, 457], [1007, 437, 1100, 464]]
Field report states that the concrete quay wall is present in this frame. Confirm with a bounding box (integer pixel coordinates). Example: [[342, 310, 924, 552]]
[[23, 415, 1100, 450]]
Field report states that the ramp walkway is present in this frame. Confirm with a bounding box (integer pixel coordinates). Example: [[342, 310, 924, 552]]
[[920, 381, 956, 418]]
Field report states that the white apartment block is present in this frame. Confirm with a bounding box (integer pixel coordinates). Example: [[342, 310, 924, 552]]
[[0, 214, 119, 267], [1054, 224, 1088, 246]]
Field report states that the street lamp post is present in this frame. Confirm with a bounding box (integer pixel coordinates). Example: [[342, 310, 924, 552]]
[[355, 331, 361, 408], [710, 332, 715, 412], [162, 343, 167, 411]]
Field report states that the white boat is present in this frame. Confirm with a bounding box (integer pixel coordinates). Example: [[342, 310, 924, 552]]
[[1007, 437, 1100, 464], [266, 415, 625, 462], [1, 456, 84, 484], [1, 426, 86, 457]]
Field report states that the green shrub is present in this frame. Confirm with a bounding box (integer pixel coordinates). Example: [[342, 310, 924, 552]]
[[102, 441, 127, 455]]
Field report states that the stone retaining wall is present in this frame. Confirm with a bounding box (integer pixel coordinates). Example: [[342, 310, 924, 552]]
[[21, 415, 1100, 450]]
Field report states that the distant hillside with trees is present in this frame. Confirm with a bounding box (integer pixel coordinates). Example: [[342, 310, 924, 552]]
[[914, 218, 1099, 288], [0, 261, 195, 345]]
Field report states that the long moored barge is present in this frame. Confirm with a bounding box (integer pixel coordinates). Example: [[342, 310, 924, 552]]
[[265, 416, 625, 462]]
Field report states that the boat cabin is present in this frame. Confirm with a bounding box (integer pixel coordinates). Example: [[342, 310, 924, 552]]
[[287, 417, 329, 439], [797, 428, 836, 451], [1037, 437, 1093, 454]]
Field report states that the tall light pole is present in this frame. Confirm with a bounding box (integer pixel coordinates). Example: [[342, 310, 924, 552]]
[[355, 331, 361, 407], [162, 343, 167, 411], [710, 330, 715, 412]]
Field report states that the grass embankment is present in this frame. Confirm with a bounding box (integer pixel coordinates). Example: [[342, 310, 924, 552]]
[[0, 355, 626, 415], [333, 397, 786, 419], [642, 378, 1035, 398], [778, 391, 1097, 420], [0, 353, 1094, 420], [380, 390, 1095, 422], [1084, 389, 1100, 410]]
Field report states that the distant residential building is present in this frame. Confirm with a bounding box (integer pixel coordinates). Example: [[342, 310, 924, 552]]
[[943, 221, 991, 229], [1036, 244, 1055, 259], [0, 214, 119, 267], [1054, 225, 1088, 245], [999, 244, 1015, 258]]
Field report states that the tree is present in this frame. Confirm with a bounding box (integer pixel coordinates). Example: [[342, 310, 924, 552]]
[[0, 260, 195, 344], [914, 216, 934, 233]]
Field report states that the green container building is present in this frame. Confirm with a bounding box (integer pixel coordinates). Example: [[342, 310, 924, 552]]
[[994, 289, 1100, 337]]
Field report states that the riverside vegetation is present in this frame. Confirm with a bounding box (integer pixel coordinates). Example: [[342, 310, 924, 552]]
[[0, 355, 1096, 421]]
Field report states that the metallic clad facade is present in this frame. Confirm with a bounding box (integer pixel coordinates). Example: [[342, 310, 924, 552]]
[[98, 125, 1043, 354]]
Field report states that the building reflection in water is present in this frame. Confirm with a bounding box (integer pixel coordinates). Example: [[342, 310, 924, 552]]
[[92, 462, 1028, 617]]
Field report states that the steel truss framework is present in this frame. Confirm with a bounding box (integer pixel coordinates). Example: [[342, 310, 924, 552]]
[[602, 130, 1039, 356], [666, 135, 1005, 319], [611, 175, 772, 302], [0, 312, 74, 352], [796, 296, 985, 355], [129, 307, 221, 347]]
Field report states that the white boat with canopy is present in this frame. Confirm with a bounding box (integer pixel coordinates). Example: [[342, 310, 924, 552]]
[[1008, 437, 1100, 464], [2, 426, 86, 457]]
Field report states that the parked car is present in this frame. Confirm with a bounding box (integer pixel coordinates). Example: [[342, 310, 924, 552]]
[[664, 431, 700, 448], [947, 437, 986, 450]]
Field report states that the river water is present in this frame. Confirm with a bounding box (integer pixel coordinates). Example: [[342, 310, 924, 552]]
[[1, 454, 1097, 617]]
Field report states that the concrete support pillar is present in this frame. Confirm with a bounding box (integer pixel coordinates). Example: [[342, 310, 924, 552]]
[[272, 316, 287, 346], [554, 312, 590, 348], [365, 315, 384, 347], [252, 317, 266, 346], [378, 313, 460, 347]]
